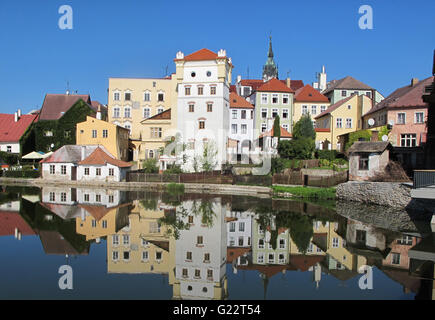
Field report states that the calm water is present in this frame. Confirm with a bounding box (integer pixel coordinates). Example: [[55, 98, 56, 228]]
[[0, 185, 434, 300]]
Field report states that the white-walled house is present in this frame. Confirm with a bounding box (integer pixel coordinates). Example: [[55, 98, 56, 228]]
[[228, 92, 255, 163], [173, 198, 228, 300], [0, 111, 37, 154], [40, 145, 131, 182], [175, 48, 233, 172], [226, 210, 254, 248]]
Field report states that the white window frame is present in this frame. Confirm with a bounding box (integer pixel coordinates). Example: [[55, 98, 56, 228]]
[[346, 118, 352, 129], [415, 112, 424, 124], [336, 118, 343, 129], [144, 91, 151, 102], [232, 110, 238, 119], [261, 93, 268, 104], [261, 108, 268, 119], [282, 109, 289, 119], [272, 93, 279, 104], [398, 113, 406, 125], [282, 94, 289, 104], [143, 107, 151, 119], [302, 105, 308, 115]]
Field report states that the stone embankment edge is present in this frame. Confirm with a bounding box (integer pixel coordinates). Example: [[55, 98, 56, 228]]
[[0, 178, 272, 198]]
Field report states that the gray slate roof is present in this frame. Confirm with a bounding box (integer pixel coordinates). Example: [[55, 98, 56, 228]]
[[40, 145, 111, 164], [322, 76, 374, 95], [347, 141, 391, 153]]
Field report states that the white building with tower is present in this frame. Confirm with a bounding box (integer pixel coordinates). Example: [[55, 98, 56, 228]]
[[174, 48, 233, 172]]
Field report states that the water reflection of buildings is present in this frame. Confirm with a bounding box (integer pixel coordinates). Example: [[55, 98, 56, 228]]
[[173, 198, 228, 300]]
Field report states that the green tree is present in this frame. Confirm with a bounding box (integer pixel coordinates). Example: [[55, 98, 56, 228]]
[[273, 115, 281, 140], [200, 141, 217, 172], [142, 158, 159, 173], [293, 114, 316, 140], [345, 130, 372, 151], [277, 138, 315, 160]]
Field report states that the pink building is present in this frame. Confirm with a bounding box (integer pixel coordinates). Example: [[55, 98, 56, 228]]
[[363, 76, 434, 170]]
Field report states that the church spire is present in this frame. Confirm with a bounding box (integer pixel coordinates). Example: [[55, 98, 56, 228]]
[[263, 36, 278, 82]]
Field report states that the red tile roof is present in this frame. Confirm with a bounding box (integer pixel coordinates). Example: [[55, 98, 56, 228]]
[[226, 247, 251, 263], [178, 48, 219, 61], [0, 113, 38, 143], [143, 108, 171, 121], [240, 79, 304, 92], [315, 94, 356, 119], [229, 92, 254, 109], [289, 254, 325, 272], [78, 204, 112, 221], [364, 76, 434, 117], [260, 126, 292, 138], [78, 147, 132, 168], [39, 94, 93, 121], [230, 85, 237, 93], [295, 84, 329, 102], [256, 78, 294, 93], [0, 211, 35, 236]]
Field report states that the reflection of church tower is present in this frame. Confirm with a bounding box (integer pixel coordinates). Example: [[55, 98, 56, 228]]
[[262, 36, 279, 82], [313, 262, 322, 289]]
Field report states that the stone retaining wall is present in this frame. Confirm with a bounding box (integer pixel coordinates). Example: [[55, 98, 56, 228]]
[[336, 181, 412, 208]]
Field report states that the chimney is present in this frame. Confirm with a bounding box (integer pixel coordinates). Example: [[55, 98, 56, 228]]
[[17, 109, 22, 117], [81, 146, 86, 161], [66, 90, 70, 95], [286, 77, 291, 88], [14, 112, 18, 122], [237, 75, 241, 84], [411, 78, 419, 87], [96, 105, 102, 120]]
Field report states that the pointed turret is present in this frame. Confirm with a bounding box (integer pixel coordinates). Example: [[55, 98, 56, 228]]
[[262, 36, 278, 82]]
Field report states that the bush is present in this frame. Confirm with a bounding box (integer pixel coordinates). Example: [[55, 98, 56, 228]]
[[0, 151, 19, 166], [319, 159, 331, 167], [278, 138, 315, 160], [345, 130, 372, 151], [293, 115, 316, 140], [141, 158, 159, 173], [316, 149, 338, 161], [271, 157, 286, 174], [164, 165, 183, 175], [3, 170, 40, 178]]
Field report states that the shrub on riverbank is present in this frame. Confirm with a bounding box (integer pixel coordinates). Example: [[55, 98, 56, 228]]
[[3, 170, 40, 178], [273, 186, 336, 200], [166, 183, 185, 194]]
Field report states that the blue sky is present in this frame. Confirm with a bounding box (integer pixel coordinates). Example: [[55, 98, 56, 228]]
[[1, 0, 434, 114]]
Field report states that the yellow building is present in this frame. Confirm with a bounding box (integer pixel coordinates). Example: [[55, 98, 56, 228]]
[[76, 116, 130, 161], [106, 200, 174, 276], [107, 76, 178, 162], [314, 94, 373, 150], [293, 84, 330, 127], [75, 204, 131, 241]]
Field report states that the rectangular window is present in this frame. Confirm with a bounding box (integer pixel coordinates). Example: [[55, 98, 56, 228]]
[[186, 251, 192, 260], [241, 124, 247, 134], [114, 92, 120, 101], [182, 269, 188, 278], [238, 237, 244, 246], [232, 110, 237, 119], [92, 130, 97, 138], [49, 192, 55, 202], [155, 251, 162, 261], [92, 220, 97, 228], [188, 104, 194, 112], [61, 165, 67, 175], [415, 112, 424, 124], [124, 108, 131, 118], [261, 123, 267, 133], [197, 87, 203, 95], [341, 90, 347, 97], [150, 127, 162, 138], [207, 269, 213, 279], [113, 108, 120, 118], [231, 124, 237, 134], [210, 86, 216, 95], [283, 124, 289, 132], [272, 109, 278, 118], [282, 109, 288, 119], [336, 118, 342, 129], [332, 237, 339, 248], [84, 194, 90, 202], [112, 235, 119, 246], [392, 253, 401, 265], [207, 103, 213, 112], [185, 87, 191, 95], [239, 222, 245, 232], [197, 236, 203, 245], [346, 118, 352, 129], [125, 93, 131, 101], [283, 94, 289, 104], [257, 253, 264, 264], [366, 91, 372, 98], [229, 222, 236, 232], [268, 253, 275, 264], [398, 113, 406, 124], [204, 253, 210, 262], [143, 108, 150, 118], [397, 235, 413, 245], [279, 254, 285, 264], [96, 168, 101, 176], [359, 154, 369, 170], [84, 167, 89, 175], [261, 94, 268, 104], [112, 251, 118, 261], [109, 168, 114, 176], [102, 220, 107, 229], [144, 92, 150, 101], [272, 94, 278, 104], [199, 121, 205, 129], [50, 165, 55, 174], [302, 105, 308, 115], [109, 195, 114, 203], [96, 194, 101, 202], [258, 239, 265, 249], [400, 134, 417, 147], [194, 269, 201, 278], [321, 105, 326, 113], [142, 251, 149, 261], [241, 110, 247, 119], [123, 235, 130, 245], [243, 87, 250, 96], [279, 239, 285, 249], [123, 251, 130, 260], [311, 105, 317, 115], [103, 130, 108, 138], [261, 108, 268, 119], [61, 192, 67, 202], [158, 93, 164, 102]]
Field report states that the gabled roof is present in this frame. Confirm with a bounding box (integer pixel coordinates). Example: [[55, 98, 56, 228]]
[[364, 76, 433, 117], [347, 141, 391, 153], [260, 126, 292, 138], [295, 84, 329, 102], [38, 94, 93, 121], [39, 230, 89, 255], [0, 113, 38, 143], [78, 147, 132, 168], [178, 48, 219, 61], [141, 108, 171, 122], [315, 94, 356, 119], [0, 211, 36, 236], [323, 76, 374, 95], [229, 92, 254, 109], [256, 78, 294, 93], [40, 145, 106, 164], [240, 79, 304, 92]]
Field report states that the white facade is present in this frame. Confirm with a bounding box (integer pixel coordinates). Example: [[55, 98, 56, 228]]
[[226, 210, 253, 248], [77, 163, 128, 182], [228, 107, 255, 159], [41, 162, 76, 181], [174, 198, 227, 299], [0, 143, 20, 154], [176, 51, 231, 172]]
